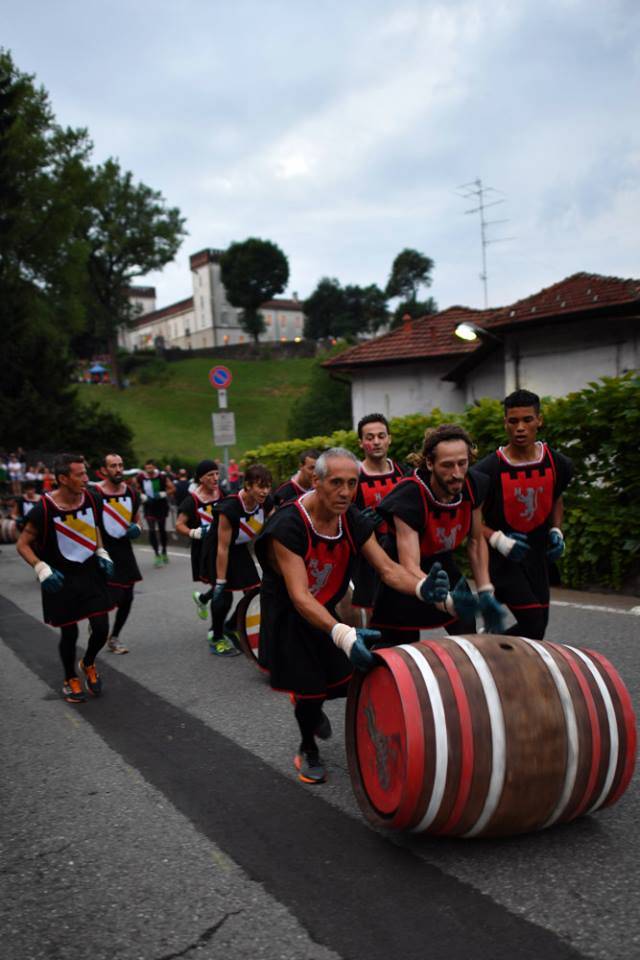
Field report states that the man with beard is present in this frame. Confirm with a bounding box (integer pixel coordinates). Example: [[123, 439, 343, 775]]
[[372, 424, 505, 644], [95, 453, 143, 654], [16, 454, 115, 702]]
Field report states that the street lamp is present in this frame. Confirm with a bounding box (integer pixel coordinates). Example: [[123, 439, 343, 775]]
[[454, 321, 502, 343]]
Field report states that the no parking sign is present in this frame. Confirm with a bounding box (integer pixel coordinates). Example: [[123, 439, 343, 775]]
[[209, 365, 233, 389]]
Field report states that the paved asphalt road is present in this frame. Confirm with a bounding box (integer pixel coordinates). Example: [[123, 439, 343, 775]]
[[1, 542, 638, 960]]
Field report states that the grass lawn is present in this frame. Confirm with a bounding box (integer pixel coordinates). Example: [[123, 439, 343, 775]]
[[78, 356, 315, 463]]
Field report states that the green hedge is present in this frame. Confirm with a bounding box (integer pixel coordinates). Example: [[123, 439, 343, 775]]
[[243, 374, 640, 592]]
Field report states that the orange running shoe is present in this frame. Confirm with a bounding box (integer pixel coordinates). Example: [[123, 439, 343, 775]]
[[79, 659, 103, 697], [294, 748, 326, 785], [62, 677, 87, 704]]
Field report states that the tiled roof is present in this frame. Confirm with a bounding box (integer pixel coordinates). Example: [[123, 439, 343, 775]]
[[260, 299, 303, 311], [131, 297, 194, 328], [488, 272, 640, 328], [323, 307, 493, 369]]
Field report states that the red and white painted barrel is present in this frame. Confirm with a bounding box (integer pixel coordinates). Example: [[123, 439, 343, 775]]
[[345, 635, 636, 837], [235, 588, 262, 668]]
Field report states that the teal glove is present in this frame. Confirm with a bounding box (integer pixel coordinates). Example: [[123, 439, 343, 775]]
[[478, 589, 506, 634], [449, 578, 479, 619], [547, 528, 565, 562], [96, 548, 114, 578], [350, 628, 381, 671], [126, 523, 142, 540], [418, 561, 450, 603], [35, 562, 65, 594], [359, 507, 385, 531]]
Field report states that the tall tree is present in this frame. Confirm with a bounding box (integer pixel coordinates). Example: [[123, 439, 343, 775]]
[[0, 50, 91, 448], [220, 238, 289, 343], [304, 277, 388, 340], [385, 248, 435, 303], [82, 158, 186, 386]]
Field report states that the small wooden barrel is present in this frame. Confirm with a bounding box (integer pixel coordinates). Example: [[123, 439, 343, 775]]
[[346, 635, 636, 838], [0, 518, 18, 543], [235, 588, 263, 668]]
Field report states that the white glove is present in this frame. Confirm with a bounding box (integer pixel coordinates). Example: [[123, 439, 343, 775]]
[[189, 527, 203, 540], [140, 493, 148, 503], [158, 491, 167, 499], [489, 529, 529, 560], [331, 623, 356, 656], [34, 561, 53, 583]]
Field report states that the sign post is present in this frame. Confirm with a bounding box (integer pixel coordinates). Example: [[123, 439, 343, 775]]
[[209, 366, 234, 474]]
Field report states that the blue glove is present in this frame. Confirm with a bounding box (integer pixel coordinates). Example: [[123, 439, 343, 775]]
[[418, 562, 450, 603], [41, 567, 65, 593], [478, 589, 506, 634], [508, 532, 530, 562], [359, 506, 385, 531], [126, 522, 142, 540], [547, 528, 565, 562], [449, 578, 479, 619], [211, 581, 227, 611], [350, 628, 381, 672], [96, 548, 114, 578]]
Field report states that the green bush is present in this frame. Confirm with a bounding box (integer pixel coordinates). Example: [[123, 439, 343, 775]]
[[244, 374, 640, 591]]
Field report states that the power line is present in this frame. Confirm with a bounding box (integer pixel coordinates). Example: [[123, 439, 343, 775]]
[[456, 178, 515, 308]]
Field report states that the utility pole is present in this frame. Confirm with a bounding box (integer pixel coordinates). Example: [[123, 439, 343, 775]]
[[457, 178, 513, 308]]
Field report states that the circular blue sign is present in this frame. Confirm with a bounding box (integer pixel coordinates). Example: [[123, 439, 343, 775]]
[[209, 365, 233, 389]]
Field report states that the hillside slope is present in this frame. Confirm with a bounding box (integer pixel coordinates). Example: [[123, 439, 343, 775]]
[[78, 356, 315, 463]]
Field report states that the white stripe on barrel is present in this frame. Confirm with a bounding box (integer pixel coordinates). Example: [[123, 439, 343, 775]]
[[567, 645, 619, 813], [448, 636, 506, 838], [400, 644, 448, 832], [520, 637, 579, 827]]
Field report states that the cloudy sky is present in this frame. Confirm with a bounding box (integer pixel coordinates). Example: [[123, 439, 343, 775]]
[[4, 0, 639, 313]]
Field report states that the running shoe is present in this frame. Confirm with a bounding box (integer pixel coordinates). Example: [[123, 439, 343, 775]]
[[314, 710, 332, 741], [154, 555, 163, 568], [294, 748, 326, 785], [107, 636, 129, 655], [192, 591, 209, 620], [79, 659, 103, 697], [161, 553, 169, 565], [62, 677, 87, 704], [209, 636, 241, 657]]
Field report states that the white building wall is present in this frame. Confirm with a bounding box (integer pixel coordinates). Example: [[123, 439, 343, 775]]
[[349, 361, 465, 428], [463, 351, 505, 405], [503, 317, 639, 397]]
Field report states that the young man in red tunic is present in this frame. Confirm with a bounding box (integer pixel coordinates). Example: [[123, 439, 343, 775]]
[[351, 413, 406, 616], [474, 389, 573, 639], [256, 448, 450, 785], [273, 448, 319, 506]]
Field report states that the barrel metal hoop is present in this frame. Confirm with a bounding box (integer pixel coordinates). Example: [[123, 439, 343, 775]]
[[520, 638, 579, 828]]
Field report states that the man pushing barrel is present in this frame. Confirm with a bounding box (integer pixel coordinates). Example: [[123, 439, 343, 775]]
[[255, 447, 450, 786]]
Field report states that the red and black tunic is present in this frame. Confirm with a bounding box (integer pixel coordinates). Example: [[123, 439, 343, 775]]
[[273, 477, 307, 507], [178, 490, 219, 582], [255, 498, 375, 698], [371, 467, 488, 632], [475, 443, 573, 611], [95, 483, 142, 594], [351, 459, 406, 608], [26, 491, 114, 628], [201, 492, 274, 591]]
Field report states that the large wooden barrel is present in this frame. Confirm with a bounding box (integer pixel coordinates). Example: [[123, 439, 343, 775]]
[[346, 634, 636, 838], [0, 518, 18, 543]]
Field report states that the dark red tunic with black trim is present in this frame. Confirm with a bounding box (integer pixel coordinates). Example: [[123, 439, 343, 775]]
[[474, 443, 573, 611], [26, 490, 115, 628], [351, 459, 406, 608], [255, 498, 375, 698], [273, 477, 307, 507], [371, 467, 489, 631]]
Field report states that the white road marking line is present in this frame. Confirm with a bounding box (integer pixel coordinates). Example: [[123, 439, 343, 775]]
[[550, 600, 640, 617]]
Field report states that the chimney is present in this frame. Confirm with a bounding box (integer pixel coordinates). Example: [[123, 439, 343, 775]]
[[402, 313, 412, 333]]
